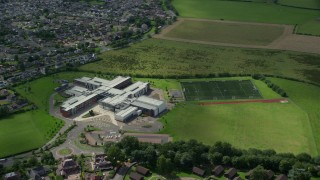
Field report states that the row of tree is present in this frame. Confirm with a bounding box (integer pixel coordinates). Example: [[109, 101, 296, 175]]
[[252, 74, 288, 97], [105, 137, 320, 179]]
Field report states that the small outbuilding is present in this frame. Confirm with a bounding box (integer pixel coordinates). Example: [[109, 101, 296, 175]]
[[129, 172, 144, 180], [136, 166, 150, 176], [233, 177, 242, 180], [212, 165, 224, 176], [192, 167, 205, 177], [224, 168, 237, 179]]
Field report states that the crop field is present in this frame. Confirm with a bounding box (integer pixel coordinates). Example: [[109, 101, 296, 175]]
[[162, 19, 285, 46], [181, 80, 262, 101], [161, 78, 320, 155], [278, 0, 320, 9], [82, 39, 320, 84], [0, 71, 98, 158], [171, 0, 320, 36]]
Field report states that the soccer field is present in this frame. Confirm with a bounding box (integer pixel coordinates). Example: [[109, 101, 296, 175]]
[[181, 80, 262, 101]]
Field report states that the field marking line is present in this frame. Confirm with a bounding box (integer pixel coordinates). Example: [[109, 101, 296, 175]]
[[215, 82, 224, 99], [238, 81, 249, 98]]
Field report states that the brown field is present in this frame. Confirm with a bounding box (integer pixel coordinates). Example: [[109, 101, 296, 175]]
[[155, 18, 320, 54]]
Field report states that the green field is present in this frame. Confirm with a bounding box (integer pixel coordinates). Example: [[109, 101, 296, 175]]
[[278, 0, 320, 9], [0, 72, 98, 158], [81, 39, 320, 84], [164, 20, 284, 45], [172, 0, 320, 35], [160, 78, 320, 155], [0, 110, 62, 157], [181, 80, 262, 101]]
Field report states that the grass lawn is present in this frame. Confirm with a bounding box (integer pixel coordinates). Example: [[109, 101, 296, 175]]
[[160, 78, 320, 155], [81, 39, 320, 84], [58, 148, 72, 155], [0, 72, 99, 157], [269, 78, 320, 154], [278, 0, 320, 9], [164, 20, 284, 46], [0, 110, 62, 157], [171, 0, 320, 35]]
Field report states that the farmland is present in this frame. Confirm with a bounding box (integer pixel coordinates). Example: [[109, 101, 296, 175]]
[[160, 78, 320, 155], [81, 39, 320, 84], [171, 0, 320, 36], [163, 19, 285, 46], [278, 0, 320, 9]]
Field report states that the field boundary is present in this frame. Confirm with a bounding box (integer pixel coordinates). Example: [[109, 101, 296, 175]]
[[154, 18, 320, 54], [198, 98, 288, 106]]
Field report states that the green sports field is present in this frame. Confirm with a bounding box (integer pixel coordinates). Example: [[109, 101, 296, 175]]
[[160, 78, 320, 155], [172, 0, 320, 36], [181, 80, 262, 101], [164, 20, 284, 46]]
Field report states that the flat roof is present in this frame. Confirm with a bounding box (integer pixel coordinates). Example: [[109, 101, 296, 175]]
[[131, 100, 157, 110], [136, 96, 164, 106], [62, 93, 98, 111], [108, 76, 131, 88], [115, 106, 138, 118]]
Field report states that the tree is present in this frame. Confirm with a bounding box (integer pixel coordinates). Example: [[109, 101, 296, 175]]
[[288, 168, 312, 180], [279, 159, 293, 174], [107, 145, 125, 165], [28, 156, 39, 167], [250, 165, 269, 180], [117, 136, 139, 155], [209, 152, 223, 165], [296, 153, 312, 163], [157, 155, 167, 174], [222, 156, 231, 166], [157, 155, 173, 175]]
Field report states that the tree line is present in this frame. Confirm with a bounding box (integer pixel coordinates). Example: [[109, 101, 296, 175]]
[[252, 74, 288, 97], [105, 137, 320, 179]]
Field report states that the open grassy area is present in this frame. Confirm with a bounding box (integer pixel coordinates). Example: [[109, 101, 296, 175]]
[[160, 78, 320, 155], [278, 0, 320, 9], [0, 72, 99, 157], [171, 0, 320, 36], [81, 39, 320, 84], [0, 110, 62, 157], [164, 20, 284, 46], [269, 78, 320, 154]]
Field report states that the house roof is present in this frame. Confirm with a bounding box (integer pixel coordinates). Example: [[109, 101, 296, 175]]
[[267, 170, 275, 179], [129, 172, 144, 180], [233, 177, 242, 180], [62, 159, 78, 169], [212, 165, 224, 175], [192, 167, 205, 176], [136, 166, 150, 176], [276, 174, 288, 180], [224, 168, 237, 178]]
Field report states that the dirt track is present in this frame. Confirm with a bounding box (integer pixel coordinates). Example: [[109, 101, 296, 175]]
[[198, 98, 288, 106], [154, 18, 320, 54]]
